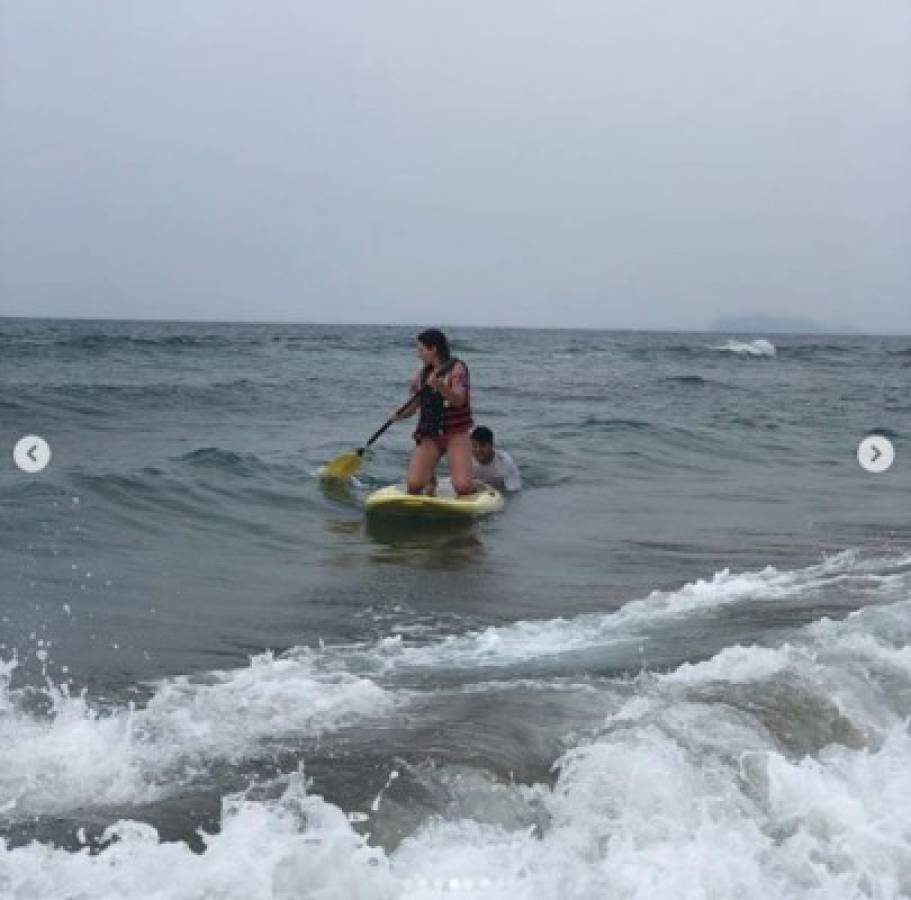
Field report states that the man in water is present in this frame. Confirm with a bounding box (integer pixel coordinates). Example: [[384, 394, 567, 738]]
[[470, 426, 521, 492], [424, 426, 521, 495]]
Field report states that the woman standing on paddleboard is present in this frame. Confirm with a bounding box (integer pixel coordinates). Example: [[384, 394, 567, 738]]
[[390, 329, 474, 496]]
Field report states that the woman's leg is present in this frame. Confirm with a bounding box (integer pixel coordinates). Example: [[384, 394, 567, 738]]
[[445, 430, 475, 495], [406, 439, 442, 494]]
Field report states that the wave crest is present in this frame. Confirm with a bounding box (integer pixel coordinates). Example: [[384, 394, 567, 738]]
[[710, 338, 777, 357]]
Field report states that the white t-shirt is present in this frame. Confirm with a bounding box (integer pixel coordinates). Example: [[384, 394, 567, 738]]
[[473, 449, 521, 492]]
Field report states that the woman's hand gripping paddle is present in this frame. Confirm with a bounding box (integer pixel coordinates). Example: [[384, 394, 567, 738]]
[[321, 358, 457, 481]]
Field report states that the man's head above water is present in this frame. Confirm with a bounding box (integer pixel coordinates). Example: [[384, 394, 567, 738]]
[[470, 426, 495, 465]]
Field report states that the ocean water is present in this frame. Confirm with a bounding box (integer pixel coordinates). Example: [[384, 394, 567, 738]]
[[0, 319, 909, 899]]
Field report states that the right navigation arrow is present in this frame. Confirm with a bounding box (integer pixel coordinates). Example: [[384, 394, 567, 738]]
[[857, 434, 895, 474]]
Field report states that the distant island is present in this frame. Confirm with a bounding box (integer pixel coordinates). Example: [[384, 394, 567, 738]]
[[708, 314, 860, 335]]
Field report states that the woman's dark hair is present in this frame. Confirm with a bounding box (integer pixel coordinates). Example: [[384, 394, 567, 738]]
[[416, 328, 451, 361]]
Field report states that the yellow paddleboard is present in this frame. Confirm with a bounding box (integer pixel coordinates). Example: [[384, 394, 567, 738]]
[[365, 479, 504, 517]]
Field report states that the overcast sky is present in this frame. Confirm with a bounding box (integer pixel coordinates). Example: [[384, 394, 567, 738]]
[[1, 0, 909, 331]]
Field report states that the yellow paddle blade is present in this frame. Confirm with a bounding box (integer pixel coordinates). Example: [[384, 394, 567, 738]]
[[322, 451, 363, 480]]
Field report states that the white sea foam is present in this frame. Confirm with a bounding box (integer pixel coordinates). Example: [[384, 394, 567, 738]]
[[1, 550, 906, 821], [711, 338, 777, 357], [0, 650, 395, 817], [319, 549, 910, 676], [5, 592, 911, 899], [2, 551, 910, 898], [395, 592, 911, 897], [1, 773, 396, 900]]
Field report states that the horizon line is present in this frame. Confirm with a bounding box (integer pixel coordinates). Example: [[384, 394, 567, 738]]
[[0, 314, 895, 337]]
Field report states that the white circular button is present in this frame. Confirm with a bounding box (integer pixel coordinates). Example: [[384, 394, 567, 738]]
[[857, 435, 894, 474], [13, 435, 52, 473]]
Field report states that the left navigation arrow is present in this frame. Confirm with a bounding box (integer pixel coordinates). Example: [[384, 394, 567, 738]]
[[13, 435, 52, 473]]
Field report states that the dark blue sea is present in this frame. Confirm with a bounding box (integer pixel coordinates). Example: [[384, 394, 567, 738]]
[[1, 319, 909, 898]]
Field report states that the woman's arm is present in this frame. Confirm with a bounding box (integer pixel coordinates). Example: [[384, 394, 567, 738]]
[[434, 362, 468, 407], [390, 371, 424, 421], [392, 397, 420, 421]]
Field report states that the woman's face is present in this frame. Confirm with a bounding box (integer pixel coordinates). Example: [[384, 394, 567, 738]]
[[416, 340, 437, 365]]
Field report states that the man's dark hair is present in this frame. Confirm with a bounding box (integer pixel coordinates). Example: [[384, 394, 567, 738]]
[[471, 426, 494, 445]]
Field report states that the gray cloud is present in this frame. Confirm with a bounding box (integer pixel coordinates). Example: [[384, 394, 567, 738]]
[[2, 0, 909, 332]]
